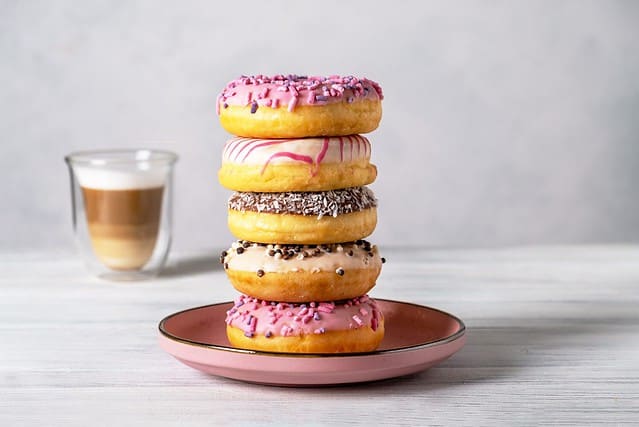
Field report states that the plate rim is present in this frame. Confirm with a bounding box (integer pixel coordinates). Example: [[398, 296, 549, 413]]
[[158, 298, 466, 358]]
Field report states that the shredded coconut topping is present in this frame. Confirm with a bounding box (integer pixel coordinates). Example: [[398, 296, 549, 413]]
[[228, 187, 377, 219]]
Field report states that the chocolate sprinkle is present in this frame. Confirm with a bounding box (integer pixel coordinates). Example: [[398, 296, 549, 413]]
[[257, 269, 265, 277], [228, 187, 377, 219]]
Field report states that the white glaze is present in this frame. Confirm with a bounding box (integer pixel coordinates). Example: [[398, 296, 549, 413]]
[[224, 242, 381, 273], [222, 136, 371, 166]]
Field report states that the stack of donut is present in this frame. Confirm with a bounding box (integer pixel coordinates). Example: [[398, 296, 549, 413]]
[[217, 74, 385, 353]]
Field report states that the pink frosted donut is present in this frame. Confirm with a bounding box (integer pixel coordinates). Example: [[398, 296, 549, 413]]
[[225, 294, 385, 353], [218, 135, 377, 191], [217, 74, 383, 138]]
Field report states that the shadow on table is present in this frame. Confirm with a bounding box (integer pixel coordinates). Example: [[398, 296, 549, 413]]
[[160, 253, 223, 278]]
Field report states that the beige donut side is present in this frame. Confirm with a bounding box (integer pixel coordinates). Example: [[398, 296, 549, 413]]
[[219, 100, 382, 138], [225, 267, 381, 302], [218, 161, 377, 192], [227, 208, 377, 244], [226, 321, 385, 353]]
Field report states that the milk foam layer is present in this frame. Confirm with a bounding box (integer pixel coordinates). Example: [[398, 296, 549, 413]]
[[75, 166, 168, 190]]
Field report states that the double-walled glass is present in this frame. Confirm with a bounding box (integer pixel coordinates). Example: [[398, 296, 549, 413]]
[[65, 149, 178, 280]]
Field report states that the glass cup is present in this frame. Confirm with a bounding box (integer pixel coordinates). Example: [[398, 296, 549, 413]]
[[65, 149, 178, 280]]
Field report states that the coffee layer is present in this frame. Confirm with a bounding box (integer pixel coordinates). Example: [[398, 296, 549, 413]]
[[82, 187, 164, 270]]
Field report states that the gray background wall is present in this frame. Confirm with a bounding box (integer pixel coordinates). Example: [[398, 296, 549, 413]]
[[2, 0, 638, 251]]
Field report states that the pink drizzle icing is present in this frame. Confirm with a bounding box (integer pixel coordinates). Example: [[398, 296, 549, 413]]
[[222, 136, 371, 177], [261, 152, 315, 175], [217, 74, 383, 115], [225, 294, 382, 338]]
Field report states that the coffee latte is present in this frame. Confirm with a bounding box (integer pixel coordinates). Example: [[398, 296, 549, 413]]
[[66, 149, 177, 279], [82, 186, 164, 270], [75, 165, 168, 271]]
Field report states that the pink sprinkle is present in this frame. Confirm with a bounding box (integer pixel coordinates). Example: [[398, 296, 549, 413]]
[[317, 304, 334, 313], [352, 315, 363, 326], [302, 315, 312, 324], [299, 307, 309, 316], [287, 96, 297, 112], [359, 308, 369, 316], [371, 318, 378, 331], [272, 98, 279, 108]]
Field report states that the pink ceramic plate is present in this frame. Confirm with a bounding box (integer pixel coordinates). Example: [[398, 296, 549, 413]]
[[158, 299, 466, 386]]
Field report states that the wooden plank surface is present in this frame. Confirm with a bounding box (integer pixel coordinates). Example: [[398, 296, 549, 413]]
[[1, 246, 638, 426]]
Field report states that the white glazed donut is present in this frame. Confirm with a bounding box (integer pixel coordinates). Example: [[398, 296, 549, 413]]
[[221, 240, 384, 302], [219, 135, 377, 192]]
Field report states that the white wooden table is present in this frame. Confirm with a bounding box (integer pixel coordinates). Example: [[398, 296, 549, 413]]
[[2, 246, 638, 426]]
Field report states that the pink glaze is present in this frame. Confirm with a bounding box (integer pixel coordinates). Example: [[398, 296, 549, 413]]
[[225, 294, 382, 338], [217, 75, 383, 114], [222, 136, 371, 177]]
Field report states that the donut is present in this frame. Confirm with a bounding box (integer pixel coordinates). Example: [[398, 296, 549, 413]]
[[227, 187, 377, 244], [225, 294, 385, 353], [217, 75, 383, 138], [221, 240, 385, 302], [219, 135, 377, 192]]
